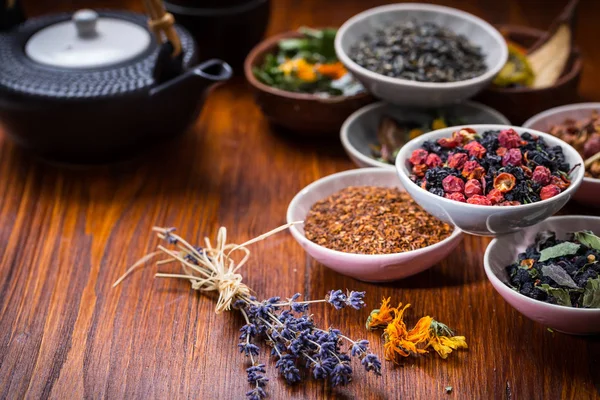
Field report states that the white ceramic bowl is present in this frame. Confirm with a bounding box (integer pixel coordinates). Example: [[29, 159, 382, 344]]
[[523, 103, 600, 208], [341, 101, 510, 170], [395, 125, 586, 236], [484, 215, 600, 335], [334, 3, 508, 107], [286, 168, 463, 282]]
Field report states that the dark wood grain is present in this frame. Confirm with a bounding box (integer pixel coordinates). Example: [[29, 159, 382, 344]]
[[1, 1, 600, 399]]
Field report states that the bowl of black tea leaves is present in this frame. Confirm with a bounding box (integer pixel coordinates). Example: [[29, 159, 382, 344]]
[[335, 3, 508, 107], [484, 215, 600, 335]]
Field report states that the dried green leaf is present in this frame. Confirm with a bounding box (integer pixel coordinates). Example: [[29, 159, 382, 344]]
[[582, 277, 600, 308], [541, 264, 579, 289], [537, 284, 573, 307], [538, 242, 580, 262], [574, 230, 600, 251]]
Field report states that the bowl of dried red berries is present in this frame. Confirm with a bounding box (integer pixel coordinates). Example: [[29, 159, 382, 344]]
[[395, 125, 585, 236], [484, 215, 600, 334]]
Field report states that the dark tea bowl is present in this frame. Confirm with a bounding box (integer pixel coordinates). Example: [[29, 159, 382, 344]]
[[164, 0, 271, 73], [475, 25, 583, 125]]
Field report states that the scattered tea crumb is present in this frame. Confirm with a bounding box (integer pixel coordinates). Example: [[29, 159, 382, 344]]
[[445, 386, 453, 394], [304, 186, 453, 254]]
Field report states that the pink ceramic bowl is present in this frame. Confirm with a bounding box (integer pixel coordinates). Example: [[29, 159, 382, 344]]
[[286, 168, 463, 282], [484, 215, 600, 335], [523, 103, 600, 207]]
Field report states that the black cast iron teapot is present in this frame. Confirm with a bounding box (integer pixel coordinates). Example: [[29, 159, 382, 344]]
[[0, 1, 232, 163]]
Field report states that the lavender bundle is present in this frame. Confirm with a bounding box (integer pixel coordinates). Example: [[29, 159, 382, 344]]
[[113, 224, 381, 399]]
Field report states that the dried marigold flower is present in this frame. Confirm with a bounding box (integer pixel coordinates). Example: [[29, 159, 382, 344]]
[[520, 259, 534, 269], [551, 175, 570, 191], [458, 128, 477, 142], [444, 192, 466, 202], [412, 164, 428, 177], [532, 166, 552, 185], [461, 161, 485, 180], [498, 128, 521, 149], [466, 195, 492, 205], [409, 149, 429, 165], [521, 165, 533, 178], [540, 184, 561, 200], [464, 179, 482, 198], [442, 175, 465, 193], [496, 147, 508, 157], [494, 172, 516, 193], [464, 141, 486, 158], [425, 153, 442, 168], [502, 148, 522, 166], [447, 152, 468, 169], [486, 188, 504, 204], [420, 179, 428, 189], [588, 254, 597, 263]]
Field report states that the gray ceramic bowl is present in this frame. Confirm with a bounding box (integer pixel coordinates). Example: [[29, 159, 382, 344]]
[[395, 125, 585, 236], [334, 3, 508, 107], [340, 101, 510, 169]]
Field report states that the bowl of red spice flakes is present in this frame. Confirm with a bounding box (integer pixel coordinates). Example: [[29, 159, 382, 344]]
[[396, 125, 585, 236], [286, 168, 463, 282]]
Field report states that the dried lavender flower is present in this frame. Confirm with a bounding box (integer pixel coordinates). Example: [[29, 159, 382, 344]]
[[113, 224, 382, 399]]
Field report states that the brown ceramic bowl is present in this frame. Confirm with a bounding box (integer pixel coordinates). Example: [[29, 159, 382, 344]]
[[244, 31, 373, 135], [475, 25, 583, 125]]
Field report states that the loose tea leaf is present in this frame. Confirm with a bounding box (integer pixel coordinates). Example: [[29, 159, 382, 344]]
[[574, 231, 600, 251], [582, 277, 600, 308], [537, 284, 573, 307], [541, 264, 579, 289], [538, 242, 580, 262]]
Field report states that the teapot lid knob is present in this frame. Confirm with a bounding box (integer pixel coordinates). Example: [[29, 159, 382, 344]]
[[73, 9, 98, 37]]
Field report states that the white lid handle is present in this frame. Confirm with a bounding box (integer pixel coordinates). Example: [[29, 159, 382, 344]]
[[73, 9, 98, 38]]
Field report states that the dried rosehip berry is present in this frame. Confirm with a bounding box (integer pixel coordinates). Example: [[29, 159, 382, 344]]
[[502, 148, 522, 166], [466, 195, 492, 205], [462, 160, 485, 180], [409, 149, 429, 165], [532, 166, 552, 185], [442, 175, 465, 193], [412, 164, 428, 177], [445, 192, 466, 202], [437, 137, 459, 148], [464, 141, 487, 158], [425, 153, 442, 168], [486, 188, 504, 204], [540, 184, 561, 200], [498, 128, 521, 149], [498, 200, 521, 206], [494, 172, 516, 193], [496, 147, 507, 157], [447, 153, 468, 169], [464, 179, 482, 198], [551, 175, 570, 190]]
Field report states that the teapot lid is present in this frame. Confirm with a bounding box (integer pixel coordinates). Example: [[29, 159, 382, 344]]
[[24, 9, 151, 69]]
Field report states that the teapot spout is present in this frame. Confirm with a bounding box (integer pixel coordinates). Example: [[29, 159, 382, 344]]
[[149, 59, 232, 98]]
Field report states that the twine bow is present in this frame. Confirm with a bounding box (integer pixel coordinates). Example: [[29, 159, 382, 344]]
[[113, 222, 302, 313], [143, 0, 181, 57]]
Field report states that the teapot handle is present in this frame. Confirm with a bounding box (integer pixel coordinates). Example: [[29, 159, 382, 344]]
[[142, 0, 182, 58], [1, 0, 26, 32]]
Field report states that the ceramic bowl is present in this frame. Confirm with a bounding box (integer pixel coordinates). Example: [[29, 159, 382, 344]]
[[341, 101, 510, 170], [523, 103, 600, 207], [165, 0, 271, 73], [286, 168, 463, 282], [475, 25, 583, 125], [484, 215, 600, 335], [334, 3, 508, 107], [395, 125, 585, 236], [244, 31, 373, 135]]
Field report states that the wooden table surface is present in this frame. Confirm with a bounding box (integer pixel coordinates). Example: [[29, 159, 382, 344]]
[[2, 0, 600, 399]]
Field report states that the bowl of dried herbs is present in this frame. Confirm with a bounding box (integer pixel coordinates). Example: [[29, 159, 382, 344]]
[[334, 3, 508, 107], [484, 215, 600, 334], [244, 27, 373, 134], [286, 168, 463, 282], [340, 101, 509, 170]]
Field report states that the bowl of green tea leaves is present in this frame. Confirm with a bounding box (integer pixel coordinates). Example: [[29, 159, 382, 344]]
[[245, 28, 373, 135]]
